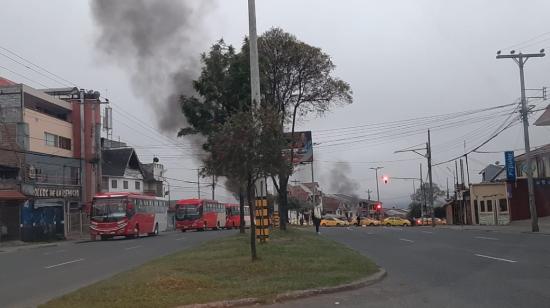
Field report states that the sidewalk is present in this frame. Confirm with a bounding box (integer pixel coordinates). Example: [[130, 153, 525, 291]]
[[0, 240, 61, 254], [440, 216, 550, 235]]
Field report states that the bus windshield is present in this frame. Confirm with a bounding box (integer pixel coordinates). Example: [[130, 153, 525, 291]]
[[176, 204, 201, 220], [91, 198, 127, 222], [229, 207, 239, 216]]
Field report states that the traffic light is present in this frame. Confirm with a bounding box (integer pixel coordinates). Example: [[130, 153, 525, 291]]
[[382, 175, 389, 184], [376, 203, 382, 211]]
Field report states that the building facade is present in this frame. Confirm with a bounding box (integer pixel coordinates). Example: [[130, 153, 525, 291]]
[[0, 80, 101, 241]]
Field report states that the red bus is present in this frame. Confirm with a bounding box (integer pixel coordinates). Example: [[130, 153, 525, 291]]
[[225, 204, 251, 229], [175, 199, 226, 232], [90, 193, 168, 240]]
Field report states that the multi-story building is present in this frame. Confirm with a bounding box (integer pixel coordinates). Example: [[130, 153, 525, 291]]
[[0, 78, 101, 241]]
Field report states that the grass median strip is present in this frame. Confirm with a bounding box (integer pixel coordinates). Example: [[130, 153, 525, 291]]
[[41, 228, 378, 308]]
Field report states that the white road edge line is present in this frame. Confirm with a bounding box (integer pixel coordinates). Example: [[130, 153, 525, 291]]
[[44, 258, 85, 269], [474, 254, 517, 263], [124, 245, 142, 250], [175, 237, 186, 241], [43, 249, 67, 255], [474, 236, 499, 241], [399, 238, 414, 243], [421, 231, 433, 234]]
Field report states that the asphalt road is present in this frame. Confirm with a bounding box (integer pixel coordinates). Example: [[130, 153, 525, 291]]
[[0, 230, 232, 308], [270, 226, 550, 308]]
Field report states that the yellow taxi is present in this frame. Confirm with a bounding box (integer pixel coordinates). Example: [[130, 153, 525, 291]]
[[320, 217, 349, 227], [382, 217, 411, 227], [357, 217, 381, 226]]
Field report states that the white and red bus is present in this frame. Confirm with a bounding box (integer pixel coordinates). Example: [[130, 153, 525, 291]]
[[225, 204, 251, 229], [175, 199, 226, 232], [90, 192, 168, 240]]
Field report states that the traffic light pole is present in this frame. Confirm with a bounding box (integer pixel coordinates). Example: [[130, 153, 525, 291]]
[[497, 50, 545, 232], [427, 130, 435, 227]]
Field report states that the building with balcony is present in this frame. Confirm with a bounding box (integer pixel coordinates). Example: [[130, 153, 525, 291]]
[[0, 79, 101, 241]]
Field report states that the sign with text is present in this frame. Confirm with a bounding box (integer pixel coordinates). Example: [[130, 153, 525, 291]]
[[283, 131, 313, 165], [504, 151, 516, 182], [33, 186, 80, 198]]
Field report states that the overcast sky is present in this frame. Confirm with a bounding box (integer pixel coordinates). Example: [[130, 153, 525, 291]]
[[1, 0, 550, 206]]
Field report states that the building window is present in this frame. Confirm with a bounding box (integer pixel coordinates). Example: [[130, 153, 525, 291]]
[[58, 136, 71, 150], [111, 180, 117, 189], [101, 177, 108, 190], [123, 181, 128, 189], [135, 181, 140, 190], [486, 200, 493, 212], [480, 200, 485, 212], [44, 132, 57, 147], [498, 199, 508, 212], [44, 132, 71, 150]]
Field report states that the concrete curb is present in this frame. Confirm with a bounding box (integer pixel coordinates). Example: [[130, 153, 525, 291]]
[[177, 268, 387, 308], [0, 242, 58, 253], [438, 225, 550, 235], [178, 298, 262, 308], [273, 268, 387, 303]]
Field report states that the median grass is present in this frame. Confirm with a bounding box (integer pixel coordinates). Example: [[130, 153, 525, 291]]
[[42, 228, 378, 308]]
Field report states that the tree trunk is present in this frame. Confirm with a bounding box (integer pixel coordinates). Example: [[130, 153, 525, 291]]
[[247, 176, 257, 261], [278, 176, 289, 230], [239, 186, 245, 234]]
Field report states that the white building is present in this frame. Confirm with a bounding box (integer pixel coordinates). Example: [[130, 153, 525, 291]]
[[101, 148, 144, 193]]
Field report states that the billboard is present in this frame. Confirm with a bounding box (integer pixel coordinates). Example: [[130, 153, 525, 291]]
[[284, 131, 313, 165], [504, 151, 516, 182]]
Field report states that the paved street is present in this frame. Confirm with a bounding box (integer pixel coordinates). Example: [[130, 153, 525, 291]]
[[271, 226, 550, 308], [0, 230, 232, 308]]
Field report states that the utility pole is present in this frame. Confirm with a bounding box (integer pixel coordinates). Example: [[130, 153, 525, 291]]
[[369, 167, 383, 202], [497, 49, 545, 232], [248, 0, 261, 113], [366, 189, 372, 200], [211, 175, 215, 200], [79, 89, 86, 207], [420, 164, 425, 217], [427, 130, 435, 227], [197, 169, 201, 199]]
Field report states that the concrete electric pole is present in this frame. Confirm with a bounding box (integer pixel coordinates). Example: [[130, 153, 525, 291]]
[[497, 49, 545, 232], [369, 167, 383, 202]]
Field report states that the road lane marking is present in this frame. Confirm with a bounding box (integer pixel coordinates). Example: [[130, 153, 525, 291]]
[[175, 237, 186, 241], [474, 254, 517, 263], [421, 231, 433, 234], [474, 236, 499, 241], [399, 238, 414, 243], [44, 258, 85, 269], [124, 245, 142, 250]]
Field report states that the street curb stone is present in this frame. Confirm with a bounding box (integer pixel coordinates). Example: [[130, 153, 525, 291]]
[[177, 268, 387, 308]]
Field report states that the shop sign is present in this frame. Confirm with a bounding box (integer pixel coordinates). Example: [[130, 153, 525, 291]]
[[33, 186, 80, 198]]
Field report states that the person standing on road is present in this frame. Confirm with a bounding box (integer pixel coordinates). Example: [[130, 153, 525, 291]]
[[313, 205, 322, 234], [356, 214, 361, 226]]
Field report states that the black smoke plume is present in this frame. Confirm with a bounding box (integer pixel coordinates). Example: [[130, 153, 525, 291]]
[[90, 0, 214, 133]]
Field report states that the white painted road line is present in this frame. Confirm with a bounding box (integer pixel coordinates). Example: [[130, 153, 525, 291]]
[[475, 236, 499, 241], [474, 254, 517, 263], [175, 237, 186, 241], [421, 231, 433, 234], [124, 245, 142, 250], [44, 258, 85, 269], [399, 238, 414, 243]]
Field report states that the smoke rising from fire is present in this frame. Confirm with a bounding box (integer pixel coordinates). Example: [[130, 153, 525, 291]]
[[328, 162, 360, 196], [90, 0, 214, 134]]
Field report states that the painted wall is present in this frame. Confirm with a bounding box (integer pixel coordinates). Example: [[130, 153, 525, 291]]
[[24, 108, 73, 157], [470, 183, 510, 225]]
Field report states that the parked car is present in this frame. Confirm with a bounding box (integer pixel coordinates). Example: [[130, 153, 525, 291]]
[[383, 217, 411, 227], [320, 217, 349, 227], [357, 217, 381, 226], [416, 217, 446, 225]]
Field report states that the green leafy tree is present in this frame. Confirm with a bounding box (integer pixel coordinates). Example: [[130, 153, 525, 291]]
[[203, 107, 287, 260]]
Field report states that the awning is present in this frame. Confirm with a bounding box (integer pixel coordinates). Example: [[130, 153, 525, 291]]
[[0, 190, 27, 200], [534, 106, 550, 126]]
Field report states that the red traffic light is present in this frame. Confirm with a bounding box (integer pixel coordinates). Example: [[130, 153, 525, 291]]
[[382, 175, 389, 184], [376, 204, 382, 210]]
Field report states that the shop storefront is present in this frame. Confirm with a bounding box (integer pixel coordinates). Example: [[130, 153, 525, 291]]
[[21, 185, 80, 241]]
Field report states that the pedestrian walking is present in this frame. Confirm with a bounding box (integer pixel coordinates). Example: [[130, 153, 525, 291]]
[[313, 205, 322, 234], [356, 214, 361, 226]]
